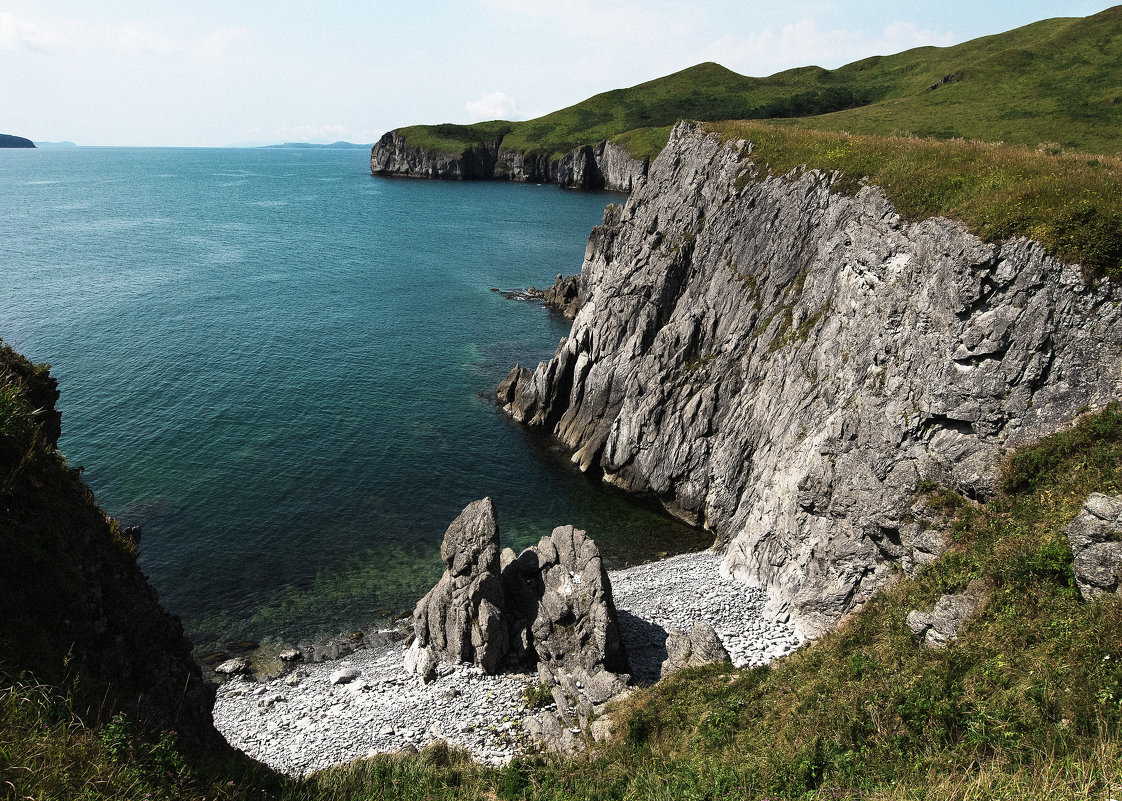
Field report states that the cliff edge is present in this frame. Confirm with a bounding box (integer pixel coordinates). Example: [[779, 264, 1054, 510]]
[[371, 130, 647, 192], [499, 121, 1122, 639]]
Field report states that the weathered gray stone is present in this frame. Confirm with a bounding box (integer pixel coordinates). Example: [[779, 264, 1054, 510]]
[[407, 498, 509, 676], [329, 667, 359, 685], [499, 120, 1122, 639], [1064, 493, 1122, 600], [215, 657, 251, 675], [660, 621, 732, 678], [501, 524, 629, 676], [906, 581, 986, 649]]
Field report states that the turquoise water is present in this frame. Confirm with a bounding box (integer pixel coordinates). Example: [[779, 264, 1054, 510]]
[[1, 147, 708, 648]]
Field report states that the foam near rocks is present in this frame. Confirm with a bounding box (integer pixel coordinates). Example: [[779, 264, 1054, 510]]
[[212, 550, 802, 775]]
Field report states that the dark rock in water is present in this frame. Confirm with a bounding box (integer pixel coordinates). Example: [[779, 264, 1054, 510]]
[[1064, 493, 1122, 600], [405, 498, 509, 679], [660, 621, 731, 678]]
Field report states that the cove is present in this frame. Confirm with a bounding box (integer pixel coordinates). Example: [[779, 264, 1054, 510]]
[[0, 147, 710, 649]]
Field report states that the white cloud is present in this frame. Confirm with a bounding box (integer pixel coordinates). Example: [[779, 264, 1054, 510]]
[[465, 91, 520, 121], [702, 18, 956, 75], [0, 11, 66, 50]]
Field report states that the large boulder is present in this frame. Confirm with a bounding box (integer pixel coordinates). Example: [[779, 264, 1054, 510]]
[[405, 498, 509, 679], [1064, 493, 1122, 600], [501, 524, 629, 677], [660, 621, 731, 678]]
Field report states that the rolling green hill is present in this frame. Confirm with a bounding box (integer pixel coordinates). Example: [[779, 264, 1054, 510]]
[[391, 5, 1122, 161]]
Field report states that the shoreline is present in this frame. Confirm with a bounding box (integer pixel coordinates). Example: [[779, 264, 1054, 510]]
[[213, 550, 802, 776]]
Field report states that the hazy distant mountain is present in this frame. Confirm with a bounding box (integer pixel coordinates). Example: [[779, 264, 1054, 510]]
[[35, 141, 77, 148], [261, 141, 373, 149]]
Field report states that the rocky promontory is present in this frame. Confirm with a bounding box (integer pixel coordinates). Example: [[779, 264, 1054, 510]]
[[371, 131, 647, 191], [498, 121, 1122, 640]]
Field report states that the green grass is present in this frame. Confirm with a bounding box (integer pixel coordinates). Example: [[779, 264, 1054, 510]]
[[387, 7, 1122, 163], [710, 120, 1122, 281]]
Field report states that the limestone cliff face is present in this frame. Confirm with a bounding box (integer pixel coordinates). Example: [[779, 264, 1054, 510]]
[[372, 131, 647, 191], [499, 121, 1122, 639], [370, 131, 500, 179]]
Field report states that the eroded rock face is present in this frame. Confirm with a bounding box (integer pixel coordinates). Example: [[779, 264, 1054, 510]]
[[501, 525, 629, 677], [406, 500, 628, 688], [1064, 493, 1122, 599], [372, 132, 647, 191], [498, 120, 1122, 639], [406, 498, 509, 679]]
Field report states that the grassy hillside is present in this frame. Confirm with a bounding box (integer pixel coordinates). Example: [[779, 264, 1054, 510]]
[[710, 120, 1122, 281], [4, 350, 1122, 797], [390, 6, 1122, 161]]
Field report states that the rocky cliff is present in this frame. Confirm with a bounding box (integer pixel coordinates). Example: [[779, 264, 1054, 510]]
[[0, 343, 218, 747], [498, 121, 1122, 639], [371, 131, 647, 191]]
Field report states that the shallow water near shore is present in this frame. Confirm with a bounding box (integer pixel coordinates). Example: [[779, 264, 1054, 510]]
[[1, 147, 710, 648]]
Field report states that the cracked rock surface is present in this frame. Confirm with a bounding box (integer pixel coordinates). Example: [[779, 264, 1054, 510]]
[[499, 120, 1122, 639]]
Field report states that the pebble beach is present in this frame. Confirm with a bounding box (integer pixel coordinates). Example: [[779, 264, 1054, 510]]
[[212, 551, 802, 776]]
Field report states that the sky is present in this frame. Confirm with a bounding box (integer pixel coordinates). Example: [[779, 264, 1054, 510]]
[[1, 1, 1113, 146]]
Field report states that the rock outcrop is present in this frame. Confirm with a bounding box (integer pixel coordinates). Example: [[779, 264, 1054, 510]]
[[1064, 493, 1122, 599], [498, 121, 1122, 639], [660, 621, 731, 677], [405, 499, 628, 687], [372, 132, 647, 192], [405, 498, 509, 680], [905, 581, 987, 649]]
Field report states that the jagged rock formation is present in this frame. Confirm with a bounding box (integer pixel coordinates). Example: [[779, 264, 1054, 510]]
[[527, 274, 585, 318], [0, 344, 218, 747], [372, 132, 647, 191], [498, 121, 1122, 639], [1064, 493, 1122, 599], [660, 621, 731, 678], [404, 499, 628, 687], [406, 498, 509, 680], [501, 525, 628, 677]]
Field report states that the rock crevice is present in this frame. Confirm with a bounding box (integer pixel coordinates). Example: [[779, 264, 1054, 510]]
[[498, 121, 1122, 639]]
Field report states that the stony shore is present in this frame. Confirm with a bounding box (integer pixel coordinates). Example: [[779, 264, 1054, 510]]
[[212, 551, 802, 776]]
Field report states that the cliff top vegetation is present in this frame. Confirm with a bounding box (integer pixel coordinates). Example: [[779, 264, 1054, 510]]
[[385, 6, 1122, 161], [711, 120, 1122, 281]]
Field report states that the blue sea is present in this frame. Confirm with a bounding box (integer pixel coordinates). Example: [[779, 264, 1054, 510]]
[[0, 147, 708, 649]]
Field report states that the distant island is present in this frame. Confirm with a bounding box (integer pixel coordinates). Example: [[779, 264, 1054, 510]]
[[35, 140, 77, 148], [0, 134, 35, 148], [262, 141, 372, 149]]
